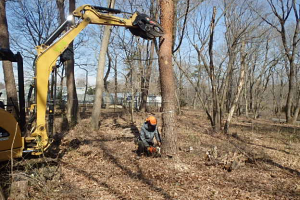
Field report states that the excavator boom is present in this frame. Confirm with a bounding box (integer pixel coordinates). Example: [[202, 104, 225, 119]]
[[27, 5, 163, 155]]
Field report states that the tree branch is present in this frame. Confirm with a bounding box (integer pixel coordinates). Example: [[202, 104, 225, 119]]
[[173, 0, 190, 54]]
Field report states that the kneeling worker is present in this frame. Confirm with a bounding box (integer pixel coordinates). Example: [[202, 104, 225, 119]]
[[137, 116, 161, 156]]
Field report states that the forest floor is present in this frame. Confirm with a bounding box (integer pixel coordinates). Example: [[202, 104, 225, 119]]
[[1, 108, 300, 200]]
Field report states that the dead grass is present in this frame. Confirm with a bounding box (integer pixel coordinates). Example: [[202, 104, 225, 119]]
[[2, 108, 300, 199]]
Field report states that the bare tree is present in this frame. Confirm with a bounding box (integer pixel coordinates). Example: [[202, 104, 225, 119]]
[[65, 0, 80, 126], [0, 0, 18, 116], [55, 0, 79, 126], [208, 6, 221, 131], [138, 40, 156, 112], [91, 0, 116, 130], [113, 54, 118, 109], [138, 0, 158, 112], [187, 2, 228, 132], [186, 0, 273, 133], [9, 0, 58, 61], [257, 0, 300, 123], [224, 41, 246, 133]]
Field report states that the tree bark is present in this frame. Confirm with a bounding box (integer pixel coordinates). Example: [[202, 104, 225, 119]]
[[114, 57, 118, 110], [64, 0, 80, 126], [56, 0, 65, 22], [66, 43, 80, 126], [0, 0, 18, 116], [56, 0, 66, 111], [291, 90, 300, 123], [56, 0, 79, 125], [104, 51, 112, 92], [55, 0, 66, 110], [285, 45, 296, 124], [130, 68, 134, 123], [208, 7, 221, 132], [91, 0, 115, 130], [159, 0, 177, 157], [140, 41, 155, 112], [224, 41, 246, 134]]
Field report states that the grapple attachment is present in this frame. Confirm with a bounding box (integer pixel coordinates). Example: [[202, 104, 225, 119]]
[[129, 13, 164, 40]]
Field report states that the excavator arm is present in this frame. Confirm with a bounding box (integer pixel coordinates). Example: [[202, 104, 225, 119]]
[[27, 5, 163, 155]]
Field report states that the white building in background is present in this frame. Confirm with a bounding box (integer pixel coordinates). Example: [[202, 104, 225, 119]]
[[124, 94, 162, 110], [0, 84, 33, 106], [0, 85, 162, 110]]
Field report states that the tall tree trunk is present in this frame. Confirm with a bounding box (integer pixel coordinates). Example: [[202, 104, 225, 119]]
[[271, 72, 276, 115], [56, 0, 65, 22], [66, 44, 79, 125], [208, 7, 221, 132], [140, 41, 155, 112], [103, 51, 112, 108], [0, 0, 18, 116], [286, 60, 296, 123], [91, 0, 115, 130], [285, 42, 296, 122], [226, 66, 234, 112], [224, 41, 246, 134], [130, 68, 134, 123], [192, 92, 197, 109], [172, 0, 178, 51], [104, 51, 112, 92], [244, 66, 248, 118], [159, 0, 177, 157], [56, 0, 65, 112], [114, 57, 118, 111], [64, 0, 80, 126], [291, 90, 300, 123]]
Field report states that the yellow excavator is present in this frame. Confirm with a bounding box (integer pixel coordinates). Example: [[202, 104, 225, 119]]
[[0, 5, 163, 162]]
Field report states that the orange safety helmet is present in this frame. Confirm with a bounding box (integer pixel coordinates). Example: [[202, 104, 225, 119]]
[[146, 116, 157, 125]]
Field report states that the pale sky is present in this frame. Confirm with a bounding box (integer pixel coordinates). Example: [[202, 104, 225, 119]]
[[1, 0, 107, 87]]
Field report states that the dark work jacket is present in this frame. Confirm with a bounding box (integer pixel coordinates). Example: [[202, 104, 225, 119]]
[[139, 122, 161, 147]]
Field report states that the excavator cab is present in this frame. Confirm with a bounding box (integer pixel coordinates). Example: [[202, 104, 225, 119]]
[[0, 48, 26, 161]]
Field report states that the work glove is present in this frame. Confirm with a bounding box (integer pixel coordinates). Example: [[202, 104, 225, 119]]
[[147, 146, 156, 153]]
